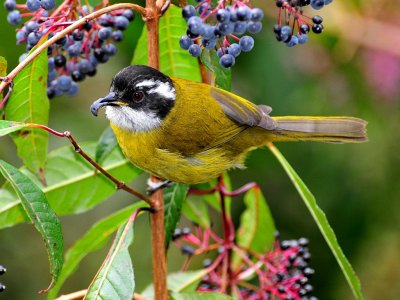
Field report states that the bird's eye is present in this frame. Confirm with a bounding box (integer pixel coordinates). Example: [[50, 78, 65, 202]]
[[133, 91, 145, 102]]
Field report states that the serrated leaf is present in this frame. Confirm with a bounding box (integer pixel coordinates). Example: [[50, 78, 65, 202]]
[[182, 196, 210, 228], [95, 126, 118, 163], [47, 202, 147, 299], [164, 183, 189, 248], [0, 120, 25, 136], [132, 4, 201, 82], [5, 51, 49, 180], [172, 291, 234, 300], [0, 143, 142, 229], [141, 270, 208, 299], [84, 212, 139, 300], [200, 50, 231, 91], [0, 160, 63, 293], [268, 143, 364, 300], [232, 187, 275, 268]]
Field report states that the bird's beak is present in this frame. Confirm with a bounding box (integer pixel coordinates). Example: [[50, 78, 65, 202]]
[[91, 92, 127, 117]]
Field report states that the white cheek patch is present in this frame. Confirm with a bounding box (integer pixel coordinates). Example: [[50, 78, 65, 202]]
[[148, 82, 176, 100], [105, 106, 162, 132], [136, 80, 176, 100], [135, 79, 157, 88]]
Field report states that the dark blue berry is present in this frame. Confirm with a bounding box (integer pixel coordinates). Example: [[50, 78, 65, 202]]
[[234, 22, 247, 34], [324, 0, 332, 4], [197, 2, 210, 15], [312, 15, 323, 24], [312, 23, 324, 33], [273, 24, 281, 34], [26, 0, 40, 11], [48, 69, 57, 81], [179, 35, 193, 50], [7, 10, 22, 25], [247, 21, 262, 34], [18, 53, 28, 63], [71, 70, 85, 82], [181, 245, 195, 255], [201, 38, 216, 50], [122, 10, 135, 21], [40, 0, 55, 10], [188, 44, 201, 57], [16, 30, 26, 44], [103, 43, 117, 56], [0, 266, 6, 275], [4, 0, 16, 11], [114, 16, 129, 30], [239, 36, 254, 52], [67, 83, 79, 96], [57, 75, 72, 92], [227, 43, 241, 57], [250, 8, 264, 22], [216, 9, 231, 24], [72, 29, 84, 41], [203, 25, 215, 39], [26, 21, 39, 32], [297, 33, 308, 44], [182, 5, 196, 20], [67, 42, 82, 57], [187, 16, 204, 35], [236, 6, 251, 21], [53, 54, 66, 67], [98, 27, 112, 40], [56, 36, 67, 45], [27, 31, 41, 46], [0, 284, 5, 293], [300, 24, 310, 33], [94, 48, 109, 63], [217, 22, 234, 35], [311, 0, 324, 10], [216, 47, 224, 58], [111, 30, 123, 42], [286, 35, 298, 47], [78, 59, 92, 73]]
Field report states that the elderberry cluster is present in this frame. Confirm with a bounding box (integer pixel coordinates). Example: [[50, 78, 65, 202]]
[[273, 0, 333, 47], [179, 0, 264, 69], [4, 0, 134, 98], [0, 265, 6, 293]]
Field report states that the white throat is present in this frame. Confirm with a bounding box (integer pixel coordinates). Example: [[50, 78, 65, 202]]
[[105, 106, 162, 132]]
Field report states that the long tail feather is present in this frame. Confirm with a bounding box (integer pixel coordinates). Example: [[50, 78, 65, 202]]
[[271, 116, 368, 143]]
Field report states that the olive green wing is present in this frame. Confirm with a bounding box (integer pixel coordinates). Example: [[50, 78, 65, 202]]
[[210, 87, 277, 130]]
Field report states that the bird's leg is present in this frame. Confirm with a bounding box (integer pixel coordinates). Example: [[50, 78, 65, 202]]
[[147, 178, 173, 195]]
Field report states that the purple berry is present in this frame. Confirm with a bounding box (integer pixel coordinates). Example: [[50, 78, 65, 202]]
[[236, 6, 251, 21], [179, 35, 193, 50], [114, 16, 129, 30], [7, 10, 21, 25], [111, 30, 123, 42], [188, 44, 201, 57], [311, 0, 324, 10], [216, 9, 230, 24], [182, 5, 196, 20], [219, 54, 235, 68], [4, 0, 16, 11], [227, 43, 241, 57], [250, 8, 264, 22], [39, 0, 55, 10], [123, 10, 135, 21], [98, 27, 112, 40], [26, 0, 40, 11], [239, 36, 254, 52]]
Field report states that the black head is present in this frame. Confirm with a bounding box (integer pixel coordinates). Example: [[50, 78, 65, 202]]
[[90, 65, 176, 132]]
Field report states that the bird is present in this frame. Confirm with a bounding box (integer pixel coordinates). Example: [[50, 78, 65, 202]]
[[90, 65, 367, 185]]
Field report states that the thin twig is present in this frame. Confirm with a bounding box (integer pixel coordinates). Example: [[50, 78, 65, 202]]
[[0, 3, 147, 94], [26, 123, 151, 204]]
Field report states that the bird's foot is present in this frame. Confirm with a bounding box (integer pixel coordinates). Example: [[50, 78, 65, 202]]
[[146, 179, 173, 195]]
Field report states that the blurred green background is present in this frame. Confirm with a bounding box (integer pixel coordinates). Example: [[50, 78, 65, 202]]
[[1, 1, 400, 299]]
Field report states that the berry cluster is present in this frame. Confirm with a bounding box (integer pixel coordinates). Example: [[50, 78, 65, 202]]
[[4, 0, 134, 98], [0, 265, 6, 293], [273, 0, 332, 47], [179, 0, 264, 69], [174, 226, 316, 300]]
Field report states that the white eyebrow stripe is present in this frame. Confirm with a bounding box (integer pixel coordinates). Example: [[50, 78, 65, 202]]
[[135, 79, 157, 88], [148, 82, 176, 100]]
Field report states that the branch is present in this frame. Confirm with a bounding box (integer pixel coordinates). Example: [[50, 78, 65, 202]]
[[26, 123, 151, 204], [0, 3, 147, 93]]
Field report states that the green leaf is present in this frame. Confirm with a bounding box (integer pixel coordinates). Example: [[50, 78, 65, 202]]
[[232, 187, 276, 268], [0, 143, 142, 229], [200, 50, 231, 91], [95, 126, 118, 163], [0, 160, 63, 293], [268, 143, 364, 300], [84, 211, 140, 300], [142, 270, 208, 299], [164, 183, 189, 248], [0, 120, 25, 136], [47, 202, 147, 299], [172, 291, 233, 300], [132, 4, 201, 82], [5, 51, 49, 181], [182, 196, 210, 228]]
